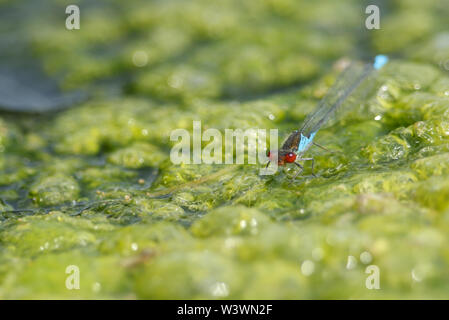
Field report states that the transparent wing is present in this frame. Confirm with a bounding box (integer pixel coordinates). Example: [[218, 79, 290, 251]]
[[300, 61, 374, 137]]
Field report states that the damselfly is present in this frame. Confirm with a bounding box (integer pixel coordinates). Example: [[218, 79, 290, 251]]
[[266, 55, 389, 180]]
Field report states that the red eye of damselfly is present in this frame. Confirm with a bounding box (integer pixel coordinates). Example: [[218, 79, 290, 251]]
[[285, 152, 296, 163]]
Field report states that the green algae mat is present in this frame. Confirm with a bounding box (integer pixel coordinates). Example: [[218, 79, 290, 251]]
[[1, 0, 449, 299]]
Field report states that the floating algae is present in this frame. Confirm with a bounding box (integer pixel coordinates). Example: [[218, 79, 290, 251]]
[[1, 0, 449, 299]]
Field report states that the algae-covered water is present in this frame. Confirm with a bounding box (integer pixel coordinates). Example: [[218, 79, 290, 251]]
[[1, 0, 449, 299]]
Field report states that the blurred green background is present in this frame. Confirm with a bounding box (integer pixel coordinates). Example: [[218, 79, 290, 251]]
[[0, 0, 449, 299]]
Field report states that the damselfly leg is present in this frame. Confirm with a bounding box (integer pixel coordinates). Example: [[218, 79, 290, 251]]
[[291, 162, 304, 182], [299, 157, 316, 177], [291, 157, 316, 181]]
